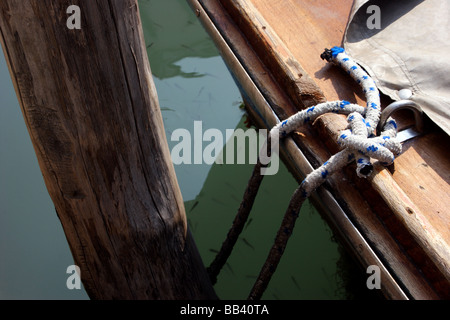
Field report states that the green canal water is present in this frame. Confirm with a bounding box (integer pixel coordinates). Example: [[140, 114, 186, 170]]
[[0, 0, 364, 299]]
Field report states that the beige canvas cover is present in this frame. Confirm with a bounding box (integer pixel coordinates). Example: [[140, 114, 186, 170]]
[[344, 0, 450, 135]]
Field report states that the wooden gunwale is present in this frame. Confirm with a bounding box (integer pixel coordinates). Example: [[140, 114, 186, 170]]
[[189, 0, 450, 299]]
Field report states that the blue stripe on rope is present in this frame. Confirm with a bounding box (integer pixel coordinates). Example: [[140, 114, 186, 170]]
[[331, 46, 345, 58]]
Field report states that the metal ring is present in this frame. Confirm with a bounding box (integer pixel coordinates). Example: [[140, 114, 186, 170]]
[[377, 100, 424, 134]]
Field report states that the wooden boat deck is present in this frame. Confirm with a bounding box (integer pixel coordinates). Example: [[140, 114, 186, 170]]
[[247, 0, 450, 245], [188, 0, 450, 299]]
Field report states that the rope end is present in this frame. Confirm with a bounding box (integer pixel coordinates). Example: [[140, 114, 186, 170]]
[[321, 47, 345, 62], [357, 163, 374, 178], [320, 48, 333, 62]]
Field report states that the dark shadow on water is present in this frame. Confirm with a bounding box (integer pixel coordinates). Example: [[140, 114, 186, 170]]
[[185, 117, 373, 300], [140, 0, 219, 79]]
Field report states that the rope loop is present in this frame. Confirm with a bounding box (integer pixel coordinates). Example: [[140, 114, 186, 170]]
[[247, 47, 403, 299], [272, 46, 401, 181], [210, 47, 404, 300]]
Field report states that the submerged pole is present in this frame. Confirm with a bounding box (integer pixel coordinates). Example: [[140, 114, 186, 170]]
[[0, 0, 215, 299]]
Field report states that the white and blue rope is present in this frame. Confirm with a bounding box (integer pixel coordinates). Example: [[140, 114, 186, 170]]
[[269, 46, 401, 195], [247, 47, 404, 300]]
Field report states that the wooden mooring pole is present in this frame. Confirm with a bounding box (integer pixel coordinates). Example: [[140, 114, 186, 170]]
[[0, 0, 216, 299]]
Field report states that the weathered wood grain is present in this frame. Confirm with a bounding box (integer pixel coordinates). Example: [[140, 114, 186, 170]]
[[0, 0, 216, 299]]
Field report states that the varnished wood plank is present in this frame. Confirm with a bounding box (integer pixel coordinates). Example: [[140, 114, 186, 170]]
[[394, 132, 450, 244], [247, 0, 450, 243], [217, 0, 449, 298], [246, 0, 450, 283], [196, 0, 443, 299], [250, 0, 359, 103]]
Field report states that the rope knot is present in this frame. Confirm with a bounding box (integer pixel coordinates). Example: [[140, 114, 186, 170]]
[[274, 47, 402, 180], [215, 46, 405, 301]]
